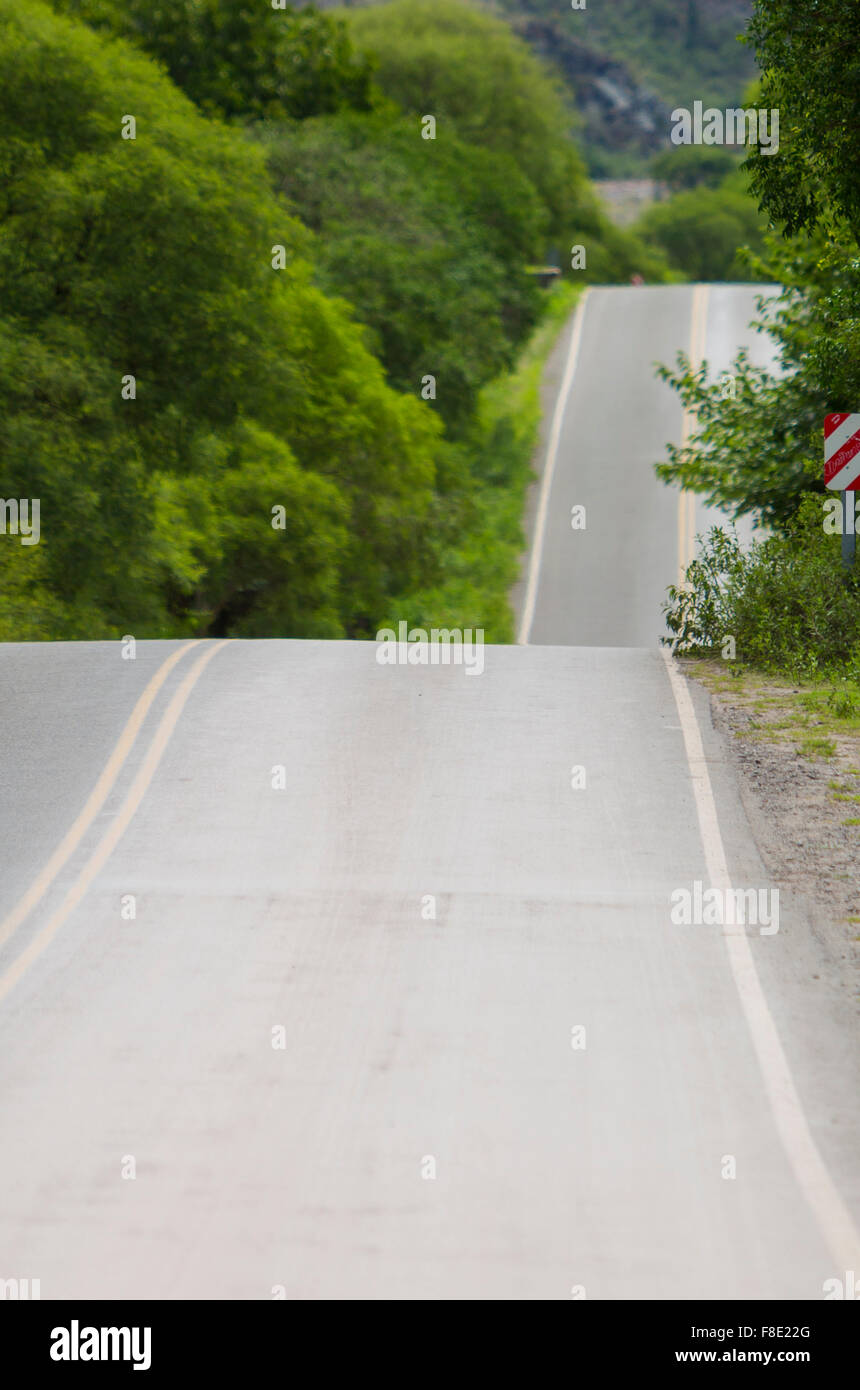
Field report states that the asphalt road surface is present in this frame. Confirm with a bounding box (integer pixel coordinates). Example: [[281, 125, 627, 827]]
[[0, 286, 857, 1300], [516, 283, 777, 647]]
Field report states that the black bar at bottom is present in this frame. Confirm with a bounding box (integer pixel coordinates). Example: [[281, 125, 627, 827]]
[[2, 1298, 856, 1377]]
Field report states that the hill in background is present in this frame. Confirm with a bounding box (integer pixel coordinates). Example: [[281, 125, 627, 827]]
[[320, 0, 756, 175]]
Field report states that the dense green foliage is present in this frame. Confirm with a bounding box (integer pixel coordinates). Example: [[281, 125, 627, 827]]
[[0, 0, 440, 639], [659, 0, 860, 675], [345, 0, 588, 242], [636, 169, 770, 282], [341, 0, 666, 281], [0, 0, 672, 643], [259, 112, 544, 436], [50, 0, 377, 121], [651, 146, 739, 193], [745, 0, 860, 241], [664, 500, 860, 676], [329, 0, 757, 174]]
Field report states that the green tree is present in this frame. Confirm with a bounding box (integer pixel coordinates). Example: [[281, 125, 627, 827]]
[[654, 3, 860, 531], [636, 172, 770, 282], [0, 0, 443, 639], [345, 0, 596, 246], [745, 0, 860, 240], [344, 0, 670, 282], [655, 224, 860, 527], [50, 0, 376, 122], [651, 146, 739, 193], [259, 112, 544, 434]]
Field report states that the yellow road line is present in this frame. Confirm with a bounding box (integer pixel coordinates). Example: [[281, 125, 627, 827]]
[[677, 284, 710, 588], [0, 640, 230, 1004], [0, 639, 201, 954]]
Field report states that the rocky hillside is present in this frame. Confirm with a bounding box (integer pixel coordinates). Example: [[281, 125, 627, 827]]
[[318, 0, 756, 175]]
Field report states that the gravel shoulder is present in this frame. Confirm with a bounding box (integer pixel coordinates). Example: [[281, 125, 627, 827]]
[[682, 658, 860, 989]]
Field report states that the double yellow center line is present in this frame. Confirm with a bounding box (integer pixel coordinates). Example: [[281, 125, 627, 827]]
[[0, 638, 230, 1003], [677, 284, 710, 589]]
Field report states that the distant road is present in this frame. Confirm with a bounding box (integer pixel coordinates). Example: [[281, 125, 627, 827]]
[[0, 287, 856, 1300], [516, 283, 777, 647]]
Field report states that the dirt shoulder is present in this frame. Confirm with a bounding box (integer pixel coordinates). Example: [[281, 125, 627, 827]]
[[681, 658, 860, 973]]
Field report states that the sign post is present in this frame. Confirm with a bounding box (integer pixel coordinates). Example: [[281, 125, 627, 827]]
[[842, 491, 856, 570], [824, 414, 860, 570]]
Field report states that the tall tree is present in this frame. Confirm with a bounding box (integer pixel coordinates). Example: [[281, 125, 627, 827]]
[[50, 0, 377, 121], [745, 0, 860, 238], [0, 0, 442, 639]]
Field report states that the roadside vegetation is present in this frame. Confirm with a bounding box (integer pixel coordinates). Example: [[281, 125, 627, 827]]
[[635, 146, 772, 283], [376, 282, 581, 642], [683, 658, 860, 888], [659, 0, 860, 713], [0, 0, 662, 642]]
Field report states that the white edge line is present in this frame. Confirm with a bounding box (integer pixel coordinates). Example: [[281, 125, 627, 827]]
[[518, 289, 591, 646], [661, 648, 860, 1277]]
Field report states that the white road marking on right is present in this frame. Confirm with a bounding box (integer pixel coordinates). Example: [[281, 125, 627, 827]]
[[662, 647, 860, 1274]]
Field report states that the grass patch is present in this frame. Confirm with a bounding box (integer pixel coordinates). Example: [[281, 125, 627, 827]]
[[800, 735, 837, 759], [396, 282, 579, 641], [685, 659, 860, 764]]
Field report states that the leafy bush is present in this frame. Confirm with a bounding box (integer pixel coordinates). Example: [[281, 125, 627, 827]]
[[636, 171, 771, 281], [664, 497, 860, 675], [655, 223, 860, 528], [50, 0, 376, 121], [651, 146, 741, 193]]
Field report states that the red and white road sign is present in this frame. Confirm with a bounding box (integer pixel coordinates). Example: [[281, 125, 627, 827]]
[[825, 413, 860, 489]]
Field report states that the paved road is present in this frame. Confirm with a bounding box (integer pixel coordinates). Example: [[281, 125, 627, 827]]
[[517, 284, 778, 647], [0, 288, 856, 1300]]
